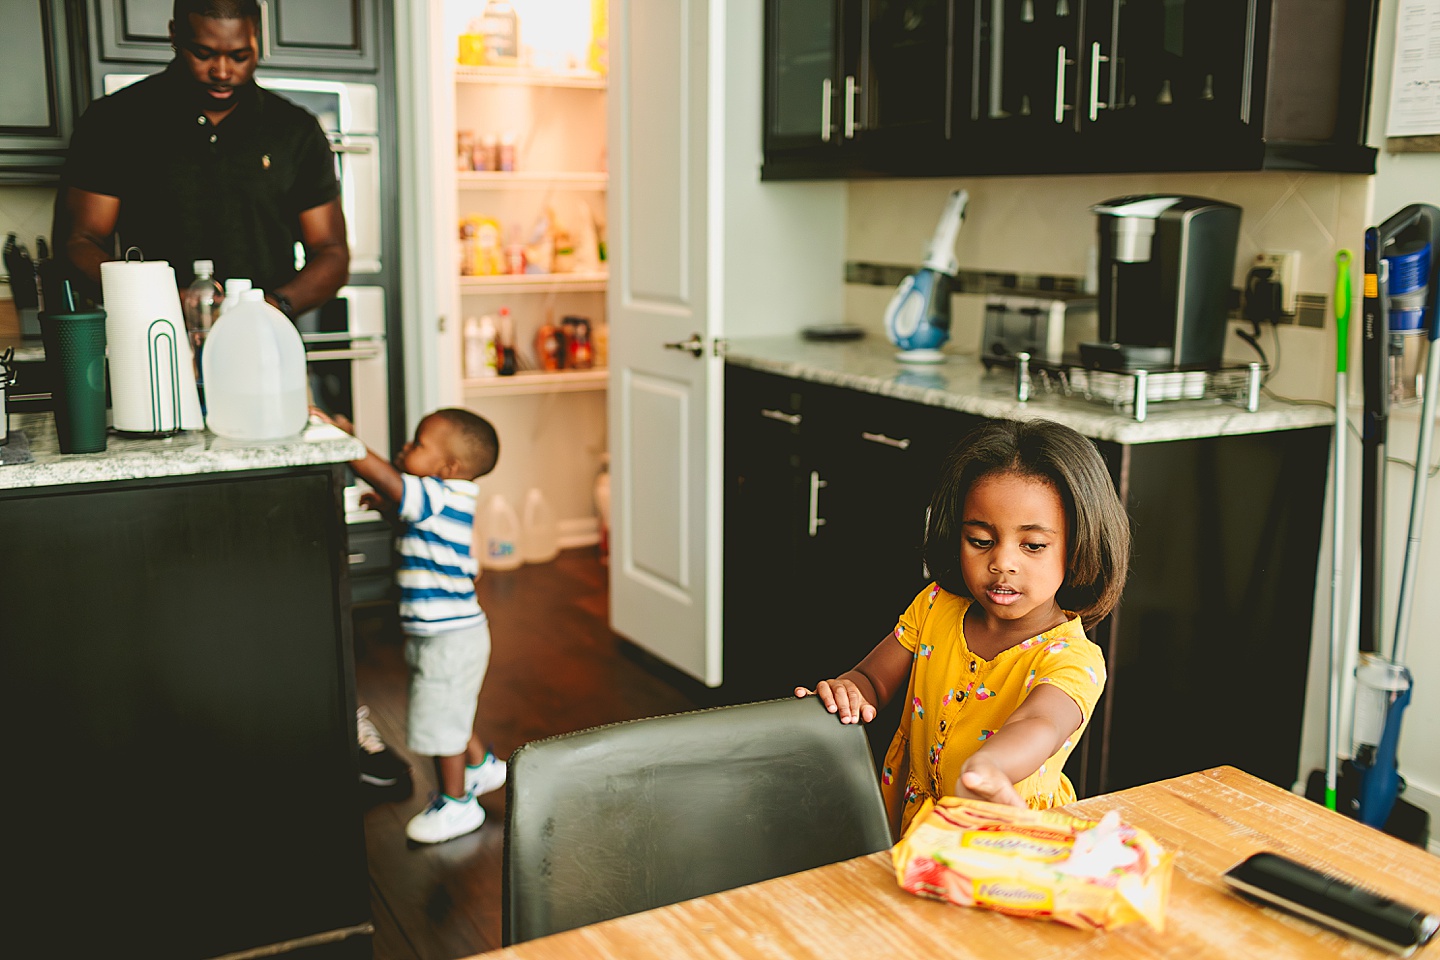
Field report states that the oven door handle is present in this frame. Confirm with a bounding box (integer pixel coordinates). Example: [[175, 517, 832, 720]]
[[305, 346, 384, 361]]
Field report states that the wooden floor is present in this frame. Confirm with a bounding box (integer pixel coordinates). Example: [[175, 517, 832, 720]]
[[352, 547, 702, 960]]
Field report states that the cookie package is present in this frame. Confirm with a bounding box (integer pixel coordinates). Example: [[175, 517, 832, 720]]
[[892, 796, 1173, 932]]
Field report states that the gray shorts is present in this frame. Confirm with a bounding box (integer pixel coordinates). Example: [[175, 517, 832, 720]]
[[404, 621, 492, 757]]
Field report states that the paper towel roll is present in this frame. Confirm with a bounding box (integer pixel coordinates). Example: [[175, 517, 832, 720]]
[[99, 259, 205, 432]]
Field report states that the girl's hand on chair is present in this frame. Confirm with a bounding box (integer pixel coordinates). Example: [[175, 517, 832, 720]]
[[955, 756, 1027, 808], [795, 680, 876, 724]]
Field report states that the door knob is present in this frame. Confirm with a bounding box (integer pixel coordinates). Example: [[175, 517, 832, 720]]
[[663, 334, 705, 357]]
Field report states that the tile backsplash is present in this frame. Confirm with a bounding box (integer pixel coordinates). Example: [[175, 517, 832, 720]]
[[845, 172, 1372, 401], [0, 185, 58, 300]]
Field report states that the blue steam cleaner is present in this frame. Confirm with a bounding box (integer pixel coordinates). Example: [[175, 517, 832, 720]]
[[884, 189, 968, 363]]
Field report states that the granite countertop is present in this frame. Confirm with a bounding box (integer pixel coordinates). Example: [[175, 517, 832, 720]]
[[723, 335, 1334, 444], [0, 411, 365, 490]]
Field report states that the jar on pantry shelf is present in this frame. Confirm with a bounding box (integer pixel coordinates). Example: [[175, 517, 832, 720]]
[[458, 20, 487, 65], [535, 316, 564, 371], [593, 321, 609, 367], [457, 130, 475, 171], [497, 307, 517, 376], [474, 133, 498, 172], [498, 132, 517, 172]]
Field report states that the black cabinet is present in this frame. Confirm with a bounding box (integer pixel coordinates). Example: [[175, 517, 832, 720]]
[[92, 0, 378, 72], [0, 0, 85, 182], [764, 0, 1378, 179], [723, 366, 976, 765], [723, 364, 1330, 799], [763, 0, 953, 179], [0, 465, 371, 958]]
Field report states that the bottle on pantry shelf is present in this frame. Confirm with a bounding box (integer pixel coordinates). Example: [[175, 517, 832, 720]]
[[592, 320, 608, 368], [588, 0, 609, 76], [561, 317, 582, 368], [459, 221, 476, 276], [477, 314, 499, 377], [479, 0, 519, 66], [462, 316, 485, 378], [497, 307, 517, 376], [474, 133, 498, 172], [535, 315, 564, 371], [497, 131, 517, 172], [504, 225, 526, 275], [482, 493, 523, 571], [456, 130, 475, 171], [569, 318, 593, 369], [472, 217, 504, 275]]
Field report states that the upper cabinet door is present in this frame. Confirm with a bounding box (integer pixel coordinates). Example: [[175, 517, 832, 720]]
[[857, 0, 952, 165], [93, 0, 377, 72], [958, 0, 1085, 168], [1080, 0, 1250, 142], [765, 0, 842, 154], [0, 0, 80, 174]]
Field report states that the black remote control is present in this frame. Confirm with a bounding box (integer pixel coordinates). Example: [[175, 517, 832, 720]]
[[1222, 852, 1439, 956]]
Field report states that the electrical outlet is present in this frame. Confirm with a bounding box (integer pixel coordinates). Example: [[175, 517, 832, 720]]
[[1254, 250, 1300, 317]]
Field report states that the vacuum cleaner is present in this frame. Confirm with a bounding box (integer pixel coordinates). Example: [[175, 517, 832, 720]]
[[1349, 204, 1438, 841], [884, 189, 968, 363]]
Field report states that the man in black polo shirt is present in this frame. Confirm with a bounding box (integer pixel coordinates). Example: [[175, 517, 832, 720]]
[[54, 0, 348, 321]]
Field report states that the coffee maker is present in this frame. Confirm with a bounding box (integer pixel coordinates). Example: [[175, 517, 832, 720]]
[[1084, 195, 1241, 370]]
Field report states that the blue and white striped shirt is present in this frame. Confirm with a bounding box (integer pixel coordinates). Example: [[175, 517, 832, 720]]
[[396, 474, 486, 636]]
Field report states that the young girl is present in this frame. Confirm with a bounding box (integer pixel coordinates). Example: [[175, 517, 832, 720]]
[[797, 418, 1130, 838]]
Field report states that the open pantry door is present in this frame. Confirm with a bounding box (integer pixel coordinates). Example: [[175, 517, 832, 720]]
[[605, 0, 722, 684]]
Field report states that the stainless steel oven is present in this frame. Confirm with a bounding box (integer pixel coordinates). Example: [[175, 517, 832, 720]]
[[101, 74, 383, 275], [297, 282, 388, 468]]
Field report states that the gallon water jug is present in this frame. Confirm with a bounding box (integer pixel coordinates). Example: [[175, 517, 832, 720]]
[[521, 487, 559, 563], [202, 289, 308, 441], [482, 493, 523, 571]]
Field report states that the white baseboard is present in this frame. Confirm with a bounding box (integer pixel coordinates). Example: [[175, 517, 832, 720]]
[[557, 517, 600, 549]]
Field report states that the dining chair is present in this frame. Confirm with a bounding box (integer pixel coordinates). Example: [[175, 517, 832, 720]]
[[501, 695, 893, 945]]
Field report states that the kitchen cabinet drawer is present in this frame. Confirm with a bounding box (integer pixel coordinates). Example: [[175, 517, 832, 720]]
[[91, 0, 379, 72], [345, 519, 392, 576]]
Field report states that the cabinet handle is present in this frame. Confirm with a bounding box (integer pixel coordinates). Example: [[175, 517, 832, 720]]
[[821, 77, 833, 142], [260, 0, 273, 60], [1054, 46, 1072, 124], [1088, 42, 1109, 122], [760, 408, 801, 425], [844, 75, 858, 139], [663, 333, 705, 357], [808, 470, 828, 537], [861, 431, 911, 450], [348, 552, 368, 565]]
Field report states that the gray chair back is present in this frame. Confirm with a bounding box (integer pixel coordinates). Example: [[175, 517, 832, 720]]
[[502, 696, 892, 944]]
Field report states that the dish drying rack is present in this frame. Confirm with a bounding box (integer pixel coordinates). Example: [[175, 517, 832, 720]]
[[1009, 352, 1265, 422]]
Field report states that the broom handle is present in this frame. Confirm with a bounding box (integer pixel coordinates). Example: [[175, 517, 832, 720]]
[[1328, 250, 1352, 811]]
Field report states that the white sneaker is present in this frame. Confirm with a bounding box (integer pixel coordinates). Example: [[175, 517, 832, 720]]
[[405, 793, 484, 844], [465, 753, 508, 797]]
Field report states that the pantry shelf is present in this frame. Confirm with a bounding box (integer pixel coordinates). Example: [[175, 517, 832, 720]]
[[458, 171, 608, 189], [455, 66, 606, 90], [461, 369, 607, 397], [460, 271, 608, 293]]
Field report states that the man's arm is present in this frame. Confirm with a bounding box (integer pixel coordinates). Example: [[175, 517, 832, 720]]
[[54, 187, 120, 303], [271, 198, 348, 317]]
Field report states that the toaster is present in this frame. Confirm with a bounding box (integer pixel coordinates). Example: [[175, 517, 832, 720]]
[[980, 294, 1098, 368]]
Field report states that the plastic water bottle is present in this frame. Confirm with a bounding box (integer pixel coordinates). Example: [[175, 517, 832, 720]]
[[482, 494, 523, 571], [181, 260, 224, 402], [522, 488, 558, 563], [202, 289, 308, 441]]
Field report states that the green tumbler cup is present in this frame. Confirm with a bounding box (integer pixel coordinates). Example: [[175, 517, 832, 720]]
[[39, 309, 108, 454]]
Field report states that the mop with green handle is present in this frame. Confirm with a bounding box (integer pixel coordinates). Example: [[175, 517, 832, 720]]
[[1327, 249, 1352, 813]]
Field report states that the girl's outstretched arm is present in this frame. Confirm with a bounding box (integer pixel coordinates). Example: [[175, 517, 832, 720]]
[[954, 683, 1083, 806], [795, 630, 912, 724]]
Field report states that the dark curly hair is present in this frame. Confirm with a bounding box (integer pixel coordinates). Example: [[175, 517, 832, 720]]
[[432, 408, 499, 480], [921, 418, 1130, 629], [172, 0, 260, 36]]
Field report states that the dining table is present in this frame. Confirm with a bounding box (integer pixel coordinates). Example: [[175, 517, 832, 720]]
[[470, 765, 1440, 959]]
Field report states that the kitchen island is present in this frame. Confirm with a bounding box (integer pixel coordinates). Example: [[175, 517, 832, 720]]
[[0, 412, 373, 959], [722, 335, 1332, 799]]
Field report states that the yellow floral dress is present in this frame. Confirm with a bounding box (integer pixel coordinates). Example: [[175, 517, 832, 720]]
[[880, 583, 1106, 838]]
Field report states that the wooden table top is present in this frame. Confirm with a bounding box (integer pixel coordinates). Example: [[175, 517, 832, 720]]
[[471, 766, 1440, 959]]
